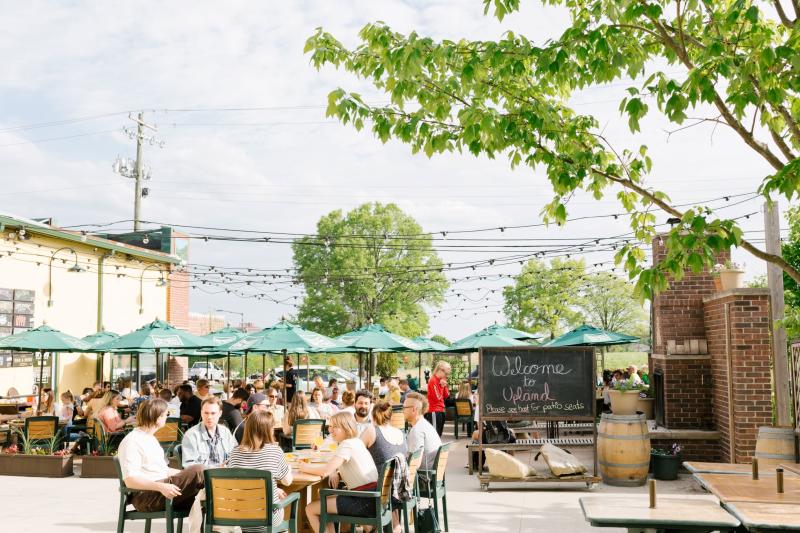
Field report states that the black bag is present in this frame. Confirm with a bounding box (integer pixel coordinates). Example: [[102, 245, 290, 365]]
[[484, 421, 515, 445], [415, 506, 441, 533]]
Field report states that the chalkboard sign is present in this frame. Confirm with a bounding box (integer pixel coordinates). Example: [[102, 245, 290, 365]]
[[479, 346, 595, 419]]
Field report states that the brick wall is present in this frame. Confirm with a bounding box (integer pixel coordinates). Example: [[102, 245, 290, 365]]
[[651, 354, 714, 429], [651, 437, 722, 463], [651, 235, 726, 430], [703, 289, 773, 463], [167, 268, 189, 330]]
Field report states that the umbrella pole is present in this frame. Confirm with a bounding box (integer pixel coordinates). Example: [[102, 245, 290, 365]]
[[306, 355, 309, 393], [367, 349, 373, 393], [37, 351, 45, 415], [282, 349, 288, 406], [262, 353, 266, 381], [226, 352, 231, 391], [244, 352, 248, 383], [128, 353, 133, 389], [418, 352, 422, 390], [296, 353, 301, 392], [358, 352, 363, 389]]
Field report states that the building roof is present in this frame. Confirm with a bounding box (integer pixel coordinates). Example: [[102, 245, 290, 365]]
[[0, 212, 182, 265]]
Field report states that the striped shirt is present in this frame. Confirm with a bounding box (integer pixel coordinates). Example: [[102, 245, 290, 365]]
[[226, 444, 290, 528]]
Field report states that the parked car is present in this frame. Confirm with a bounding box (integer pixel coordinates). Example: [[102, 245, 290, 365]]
[[189, 361, 226, 381], [273, 365, 358, 393]]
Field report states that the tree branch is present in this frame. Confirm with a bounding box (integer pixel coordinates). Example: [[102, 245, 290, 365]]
[[774, 0, 796, 28]]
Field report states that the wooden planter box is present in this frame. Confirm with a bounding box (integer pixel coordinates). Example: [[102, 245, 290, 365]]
[[0, 453, 73, 477], [80, 455, 117, 478]]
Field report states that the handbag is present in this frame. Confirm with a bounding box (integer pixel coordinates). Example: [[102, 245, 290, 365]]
[[415, 506, 441, 533], [484, 421, 515, 445]]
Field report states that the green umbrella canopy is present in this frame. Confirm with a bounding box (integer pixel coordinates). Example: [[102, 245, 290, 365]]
[[217, 320, 343, 354], [93, 319, 213, 352], [335, 323, 422, 352], [81, 331, 120, 349], [543, 324, 640, 347], [0, 324, 90, 352], [458, 324, 542, 344], [447, 330, 530, 353], [176, 326, 247, 357], [411, 336, 450, 352]]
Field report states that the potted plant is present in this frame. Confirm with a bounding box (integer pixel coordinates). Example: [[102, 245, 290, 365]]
[[80, 449, 119, 478], [715, 261, 745, 291], [711, 265, 723, 291], [608, 377, 648, 415], [636, 385, 655, 420], [651, 443, 683, 480], [0, 431, 73, 477]]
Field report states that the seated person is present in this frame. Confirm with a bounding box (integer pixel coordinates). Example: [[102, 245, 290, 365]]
[[159, 388, 181, 418], [177, 384, 202, 427], [180, 397, 237, 468], [264, 387, 286, 427], [282, 391, 319, 436], [403, 392, 441, 470], [96, 390, 134, 434], [226, 410, 293, 529], [117, 399, 204, 512], [308, 388, 335, 420], [300, 412, 379, 530], [221, 388, 248, 438]]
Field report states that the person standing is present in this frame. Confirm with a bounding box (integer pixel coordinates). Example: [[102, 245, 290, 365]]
[[283, 357, 298, 404], [425, 361, 451, 437], [117, 399, 204, 513], [180, 397, 236, 468]]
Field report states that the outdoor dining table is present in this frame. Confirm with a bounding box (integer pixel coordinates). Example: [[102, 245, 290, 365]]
[[579, 495, 741, 532], [723, 502, 800, 531], [684, 461, 800, 476], [692, 472, 800, 505], [284, 450, 333, 533]]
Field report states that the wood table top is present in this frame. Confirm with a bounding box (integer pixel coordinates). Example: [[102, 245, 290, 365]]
[[580, 496, 740, 529], [685, 461, 799, 476], [694, 473, 800, 504], [724, 501, 800, 531]]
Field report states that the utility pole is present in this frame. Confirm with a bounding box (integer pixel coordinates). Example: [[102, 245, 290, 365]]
[[764, 201, 791, 426], [113, 112, 162, 231]]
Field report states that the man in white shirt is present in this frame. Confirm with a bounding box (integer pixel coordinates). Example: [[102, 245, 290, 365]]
[[627, 365, 644, 386], [353, 390, 373, 436], [180, 397, 236, 468], [404, 391, 442, 470], [117, 398, 204, 512]]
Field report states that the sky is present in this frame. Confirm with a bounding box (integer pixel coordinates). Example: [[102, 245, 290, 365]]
[[0, 1, 786, 341]]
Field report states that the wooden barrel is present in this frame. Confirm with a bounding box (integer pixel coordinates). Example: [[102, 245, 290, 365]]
[[598, 413, 651, 486], [755, 426, 799, 468]]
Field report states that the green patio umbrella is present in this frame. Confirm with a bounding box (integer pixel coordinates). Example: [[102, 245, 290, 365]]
[[543, 324, 640, 370], [411, 336, 450, 388], [335, 323, 422, 389], [543, 324, 639, 347], [457, 324, 542, 343], [82, 331, 120, 384], [0, 325, 91, 413], [94, 319, 213, 387], [177, 326, 247, 390], [447, 330, 529, 352], [217, 319, 345, 403]]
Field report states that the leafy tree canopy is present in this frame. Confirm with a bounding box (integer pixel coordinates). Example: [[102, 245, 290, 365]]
[[305, 0, 800, 299], [579, 272, 649, 336], [292, 202, 448, 338], [503, 257, 587, 339]]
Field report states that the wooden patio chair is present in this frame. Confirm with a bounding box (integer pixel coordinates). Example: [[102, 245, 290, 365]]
[[399, 449, 423, 533], [319, 456, 397, 533], [292, 418, 325, 451], [154, 417, 181, 455], [23, 415, 59, 446], [390, 405, 407, 432], [203, 467, 300, 533], [418, 442, 452, 532], [113, 456, 188, 533], [453, 399, 474, 439]]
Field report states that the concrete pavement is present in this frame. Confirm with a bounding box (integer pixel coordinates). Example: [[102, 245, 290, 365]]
[[0, 427, 710, 532]]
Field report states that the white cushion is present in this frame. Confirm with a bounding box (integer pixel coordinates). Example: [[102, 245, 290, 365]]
[[485, 448, 535, 478]]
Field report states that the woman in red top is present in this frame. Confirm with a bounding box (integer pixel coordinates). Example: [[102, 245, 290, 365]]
[[425, 360, 451, 436]]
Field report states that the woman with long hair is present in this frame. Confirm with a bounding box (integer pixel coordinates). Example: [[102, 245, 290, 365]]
[[281, 391, 320, 435], [309, 388, 334, 420], [226, 410, 293, 529], [96, 390, 133, 433], [426, 360, 451, 436]]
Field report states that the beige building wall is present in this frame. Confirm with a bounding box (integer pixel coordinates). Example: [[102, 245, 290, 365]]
[[0, 232, 170, 397]]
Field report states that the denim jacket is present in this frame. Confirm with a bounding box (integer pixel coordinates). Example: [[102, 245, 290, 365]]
[[180, 423, 236, 467]]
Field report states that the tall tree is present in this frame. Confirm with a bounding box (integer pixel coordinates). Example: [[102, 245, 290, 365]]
[[292, 202, 448, 338], [305, 1, 800, 299], [579, 272, 649, 335], [503, 258, 586, 339]]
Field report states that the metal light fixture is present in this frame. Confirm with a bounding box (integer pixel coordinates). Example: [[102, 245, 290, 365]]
[[48, 247, 83, 306]]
